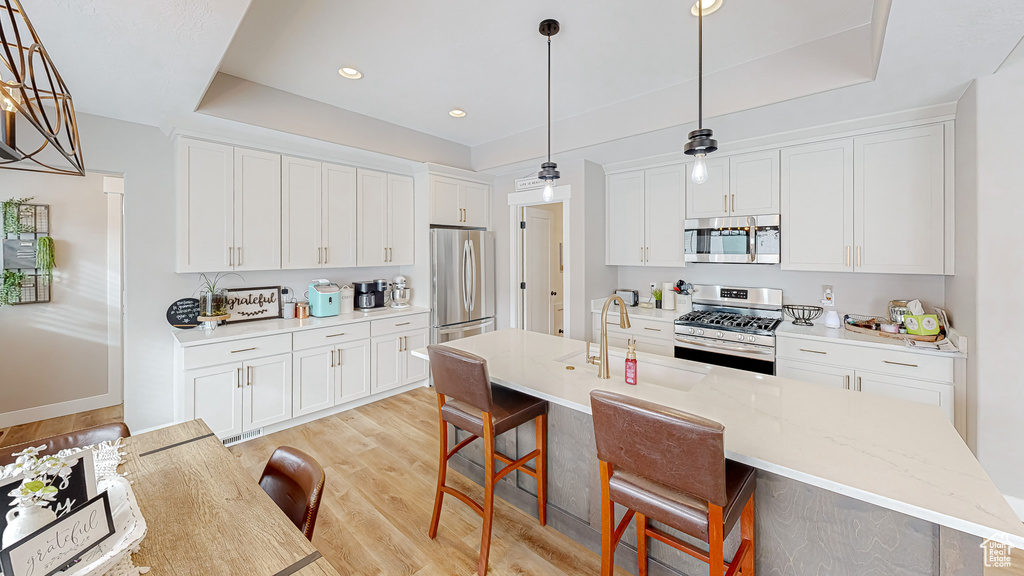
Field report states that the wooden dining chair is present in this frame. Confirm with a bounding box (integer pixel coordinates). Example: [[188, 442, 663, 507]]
[[259, 446, 326, 541], [0, 422, 131, 466]]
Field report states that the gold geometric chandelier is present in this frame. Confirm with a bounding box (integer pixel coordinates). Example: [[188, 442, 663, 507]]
[[1, 0, 85, 176]]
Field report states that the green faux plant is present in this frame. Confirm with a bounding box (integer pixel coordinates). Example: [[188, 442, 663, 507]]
[[35, 236, 55, 282], [2, 196, 34, 235], [652, 288, 663, 301], [1, 269, 25, 306]]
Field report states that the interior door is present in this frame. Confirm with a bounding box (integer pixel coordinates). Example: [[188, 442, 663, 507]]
[[357, 169, 389, 266], [292, 347, 334, 417], [177, 138, 234, 273], [242, 353, 293, 431], [685, 157, 730, 218], [336, 340, 371, 405], [523, 206, 553, 334], [233, 147, 282, 271], [644, 164, 686, 267], [322, 163, 357, 268], [281, 156, 322, 270], [388, 174, 415, 265], [189, 362, 242, 439], [606, 171, 645, 265]]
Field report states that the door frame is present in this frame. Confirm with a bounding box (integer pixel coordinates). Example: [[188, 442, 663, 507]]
[[507, 185, 572, 339]]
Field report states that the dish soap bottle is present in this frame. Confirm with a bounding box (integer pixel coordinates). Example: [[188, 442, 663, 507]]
[[625, 339, 637, 386]]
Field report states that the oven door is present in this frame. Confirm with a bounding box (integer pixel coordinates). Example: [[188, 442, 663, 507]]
[[674, 335, 775, 375], [684, 216, 757, 263]]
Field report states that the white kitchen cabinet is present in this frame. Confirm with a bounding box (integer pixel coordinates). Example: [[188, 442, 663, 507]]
[[292, 346, 335, 417], [403, 330, 430, 383], [371, 327, 429, 394], [357, 170, 415, 266], [592, 311, 675, 357], [282, 158, 357, 270], [176, 138, 235, 273], [685, 156, 730, 219], [233, 147, 282, 271], [430, 175, 490, 227], [241, 353, 293, 430], [322, 163, 358, 268], [855, 371, 953, 421], [776, 358, 854, 391], [781, 139, 855, 272], [729, 150, 780, 216], [336, 339, 371, 404], [854, 125, 945, 275], [606, 165, 685, 267], [188, 363, 243, 439]]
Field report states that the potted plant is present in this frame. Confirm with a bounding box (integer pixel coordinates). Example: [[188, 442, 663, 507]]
[[653, 288, 663, 309], [1, 445, 73, 548], [196, 272, 242, 317], [1, 269, 24, 306], [2, 196, 34, 238]]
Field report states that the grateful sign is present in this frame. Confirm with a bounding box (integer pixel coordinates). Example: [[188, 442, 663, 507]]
[[0, 491, 114, 576], [224, 286, 282, 323]]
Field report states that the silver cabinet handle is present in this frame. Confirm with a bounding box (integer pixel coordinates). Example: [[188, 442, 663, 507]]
[[844, 375, 850, 390], [231, 347, 257, 354], [640, 247, 644, 264], [326, 332, 347, 338], [324, 247, 328, 263], [228, 247, 233, 267], [318, 247, 322, 264], [237, 247, 243, 266], [645, 247, 649, 262], [884, 360, 918, 368], [856, 376, 862, 391], [846, 246, 851, 267], [799, 348, 827, 355], [237, 367, 242, 388], [857, 246, 862, 267]]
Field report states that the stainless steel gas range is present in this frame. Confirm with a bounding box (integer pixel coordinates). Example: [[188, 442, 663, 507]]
[[673, 285, 783, 375]]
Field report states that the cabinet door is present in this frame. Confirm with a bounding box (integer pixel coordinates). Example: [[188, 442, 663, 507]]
[[685, 156, 730, 218], [781, 140, 854, 271], [606, 171, 646, 265], [337, 340, 371, 404], [430, 176, 462, 226], [281, 156, 322, 270], [388, 174, 416, 266], [292, 347, 334, 417], [371, 335, 402, 393], [234, 148, 282, 271], [242, 353, 293, 431], [402, 329, 430, 385], [322, 163, 357, 268], [776, 359, 854, 390], [644, 165, 686, 267], [188, 362, 243, 439], [461, 182, 490, 228], [730, 150, 780, 216], [357, 169, 389, 266], [856, 371, 953, 421], [176, 138, 234, 273], [854, 125, 945, 274]]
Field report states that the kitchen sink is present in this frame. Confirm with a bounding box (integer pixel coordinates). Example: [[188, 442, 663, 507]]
[[554, 348, 707, 392]]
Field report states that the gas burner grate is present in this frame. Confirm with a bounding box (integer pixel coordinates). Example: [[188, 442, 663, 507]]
[[675, 311, 781, 334]]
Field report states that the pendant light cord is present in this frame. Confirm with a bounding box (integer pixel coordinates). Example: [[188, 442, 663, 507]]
[[547, 34, 552, 163], [698, 3, 703, 131]]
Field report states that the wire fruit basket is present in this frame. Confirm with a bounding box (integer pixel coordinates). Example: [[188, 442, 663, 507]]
[[783, 304, 824, 326]]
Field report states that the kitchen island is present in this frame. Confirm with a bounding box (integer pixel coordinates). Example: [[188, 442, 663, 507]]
[[413, 329, 1023, 576]]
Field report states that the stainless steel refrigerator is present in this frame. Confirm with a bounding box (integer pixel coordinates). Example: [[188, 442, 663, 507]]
[[430, 228, 495, 344]]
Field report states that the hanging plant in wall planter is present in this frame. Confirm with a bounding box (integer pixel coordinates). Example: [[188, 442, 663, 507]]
[[1, 269, 24, 306], [35, 236, 55, 282], [2, 196, 35, 238]]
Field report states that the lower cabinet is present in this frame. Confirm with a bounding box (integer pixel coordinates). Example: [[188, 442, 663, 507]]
[[775, 359, 853, 391], [293, 340, 372, 417], [187, 353, 293, 438], [591, 311, 675, 357], [371, 328, 429, 393]]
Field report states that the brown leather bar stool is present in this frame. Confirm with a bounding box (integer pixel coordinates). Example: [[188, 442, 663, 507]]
[[0, 422, 131, 466], [259, 446, 326, 541], [426, 345, 549, 576], [591, 390, 755, 576]]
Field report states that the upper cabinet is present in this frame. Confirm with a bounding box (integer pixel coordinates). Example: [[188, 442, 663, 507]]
[[429, 175, 490, 227], [357, 169, 415, 266], [177, 137, 413, 272], [685, 152, 778, 219], [684, 157, 730, 219], [606, 165, 686, 267]]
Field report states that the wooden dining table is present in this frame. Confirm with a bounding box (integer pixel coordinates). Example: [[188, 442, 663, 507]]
[[120, 420, 341, 576]]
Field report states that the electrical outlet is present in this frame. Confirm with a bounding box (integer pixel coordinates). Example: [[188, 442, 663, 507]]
[[650, 282, 657, 295], [822, 285, 835, 307]]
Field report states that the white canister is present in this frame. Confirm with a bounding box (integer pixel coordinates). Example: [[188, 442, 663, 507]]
[[282, 301, 296, 319], [339, 285, 355, 314], [661, 282, 675, 311]]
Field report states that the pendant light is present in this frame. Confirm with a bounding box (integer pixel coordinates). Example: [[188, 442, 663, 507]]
[[683, 2, 718, 185], [538, 19, 560, 202]]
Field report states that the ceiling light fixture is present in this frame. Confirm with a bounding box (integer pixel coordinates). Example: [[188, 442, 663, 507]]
[[338, 67, 363, 80], [0, 0, 85, 175], [537, 19, 560, 203], [683, 0, 718, 185], [449, 109, 467, 118], [691, 0, 723, 17]]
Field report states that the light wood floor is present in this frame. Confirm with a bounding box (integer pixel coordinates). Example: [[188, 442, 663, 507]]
[[4, 392, 1022, 576]]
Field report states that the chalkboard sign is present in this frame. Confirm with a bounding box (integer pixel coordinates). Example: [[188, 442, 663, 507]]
[[167, 298, 200, 329]]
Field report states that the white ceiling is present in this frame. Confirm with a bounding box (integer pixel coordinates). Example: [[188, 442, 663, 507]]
[[219, 0, 881, 147]]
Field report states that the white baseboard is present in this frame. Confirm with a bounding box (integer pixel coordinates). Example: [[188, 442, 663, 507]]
[[1005, 494, 1024, 522], [0, 392, 121, 429]]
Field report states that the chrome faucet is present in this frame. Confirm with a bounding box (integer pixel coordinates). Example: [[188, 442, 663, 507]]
[[587, 294, 631, 379]]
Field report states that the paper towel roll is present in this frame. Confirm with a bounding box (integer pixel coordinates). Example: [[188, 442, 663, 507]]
[[662, 282, 675, 311]]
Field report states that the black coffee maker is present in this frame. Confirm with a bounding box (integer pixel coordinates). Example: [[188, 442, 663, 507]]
[[353, 279, 389, 311]]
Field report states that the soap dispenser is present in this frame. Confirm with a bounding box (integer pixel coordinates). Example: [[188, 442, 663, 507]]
[[625, 339, 637, 386]]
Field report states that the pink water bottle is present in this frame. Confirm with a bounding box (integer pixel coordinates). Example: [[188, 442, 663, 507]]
[[625, 339, 637, 385]]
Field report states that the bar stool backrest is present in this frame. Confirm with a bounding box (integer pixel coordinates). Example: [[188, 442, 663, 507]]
[[427, 345, 494, 413], [591, 390, 728, 507]]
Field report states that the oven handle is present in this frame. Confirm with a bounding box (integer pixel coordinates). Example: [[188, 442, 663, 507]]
[[675, 335, 774, 356]]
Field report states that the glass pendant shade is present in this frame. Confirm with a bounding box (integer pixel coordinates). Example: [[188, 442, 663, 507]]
[[691, 155, 708, 185], [542, 180, 554, 202]]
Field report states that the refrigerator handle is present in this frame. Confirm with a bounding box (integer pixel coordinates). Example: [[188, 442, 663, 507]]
[[462, 239, 472, 312], [469, 239, 477, 312]]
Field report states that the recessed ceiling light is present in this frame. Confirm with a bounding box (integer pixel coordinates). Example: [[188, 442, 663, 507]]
[[338, 67, 362, 80], [691, 0, 723, 16], [449, 109, 467, 118]]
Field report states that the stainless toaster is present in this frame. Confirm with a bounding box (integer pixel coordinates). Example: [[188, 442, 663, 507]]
[[613, 289, 639, 307]]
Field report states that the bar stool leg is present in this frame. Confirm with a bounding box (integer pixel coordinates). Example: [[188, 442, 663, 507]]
[[478, 414, 497, 576], [599, 461, 616, 576], [709, 504, 724, 576], [428, 396, 449, 539], [741, 494, 755, 576], [536, 414, 548, 527], [636, 512, 648, 576]]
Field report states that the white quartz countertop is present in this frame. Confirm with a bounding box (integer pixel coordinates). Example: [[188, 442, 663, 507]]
[[590, 299, 682, 323], [776, 320, 966, 358], [413, 328, 1022, 547], [173, 306, 431, 347]]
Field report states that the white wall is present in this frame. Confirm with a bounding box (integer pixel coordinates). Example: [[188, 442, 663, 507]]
[[0, 172, 118, 422]]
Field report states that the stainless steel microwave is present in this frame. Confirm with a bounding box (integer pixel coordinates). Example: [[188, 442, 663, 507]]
[[683, 214, 780, 264]]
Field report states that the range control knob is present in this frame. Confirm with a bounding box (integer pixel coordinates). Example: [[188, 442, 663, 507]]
[[737, 334, 745, 341], [748, 336, 756, 342], [697, 329, 705, 336], [688, 328, 695, 335], [716, 331, 723, 338]]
